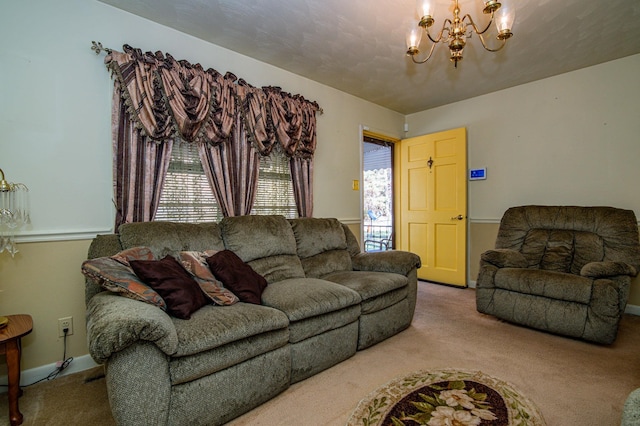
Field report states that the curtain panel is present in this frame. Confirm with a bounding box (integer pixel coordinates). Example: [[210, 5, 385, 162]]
[[105, 44, 320, 226], [112, 80, 173, 228]]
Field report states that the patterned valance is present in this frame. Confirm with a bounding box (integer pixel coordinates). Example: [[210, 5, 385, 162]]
[[105, 44, 320, 159]]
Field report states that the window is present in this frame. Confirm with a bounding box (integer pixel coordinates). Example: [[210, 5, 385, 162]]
[[250, 147, 297, 218], [155, 141, 297, 222]]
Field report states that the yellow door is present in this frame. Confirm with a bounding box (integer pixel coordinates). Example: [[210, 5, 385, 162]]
[[396, 127, 467, 287]]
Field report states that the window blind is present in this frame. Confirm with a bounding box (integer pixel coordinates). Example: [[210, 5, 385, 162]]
[[156, 141, 297, 222]]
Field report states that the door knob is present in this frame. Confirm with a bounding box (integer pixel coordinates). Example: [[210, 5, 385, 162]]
[[451, 214, 464, 221]]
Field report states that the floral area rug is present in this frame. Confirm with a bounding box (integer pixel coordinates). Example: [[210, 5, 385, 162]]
[[346, 369, 546, 426]]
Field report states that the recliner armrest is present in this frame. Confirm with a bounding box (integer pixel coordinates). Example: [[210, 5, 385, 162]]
[[480, 249, 528, 268], [87, 292, 178, 364], [351, 250, 421, 276], [580, 261, 637, 278]]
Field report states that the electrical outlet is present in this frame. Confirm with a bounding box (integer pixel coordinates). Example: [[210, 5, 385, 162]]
[[58, 316, 73, 337]]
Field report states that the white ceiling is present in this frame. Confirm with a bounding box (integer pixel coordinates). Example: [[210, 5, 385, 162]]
[[98, 0, 640, 115]]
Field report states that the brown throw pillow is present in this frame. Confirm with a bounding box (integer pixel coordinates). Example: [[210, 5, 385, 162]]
[[130, 255, 209, 319], [206, 250, 267, 305]]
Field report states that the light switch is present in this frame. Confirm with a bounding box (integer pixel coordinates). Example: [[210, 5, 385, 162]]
[[352, 180, 360, 190]]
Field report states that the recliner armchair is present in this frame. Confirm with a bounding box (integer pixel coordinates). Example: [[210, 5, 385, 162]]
[[476, 205, 640, 344]]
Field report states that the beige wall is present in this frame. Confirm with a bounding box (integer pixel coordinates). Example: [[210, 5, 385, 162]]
[[0, 240, 91, 370]]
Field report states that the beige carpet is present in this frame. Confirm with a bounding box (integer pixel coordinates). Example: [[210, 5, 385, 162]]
[[2, 282, 639, 425]]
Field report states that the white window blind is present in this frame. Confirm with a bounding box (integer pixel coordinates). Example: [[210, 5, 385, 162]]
[[251, 148, 297, 218], [155, 141, 297, 223]]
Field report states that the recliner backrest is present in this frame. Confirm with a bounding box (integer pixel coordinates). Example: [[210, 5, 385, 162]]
[[496, 206, 640, 274]]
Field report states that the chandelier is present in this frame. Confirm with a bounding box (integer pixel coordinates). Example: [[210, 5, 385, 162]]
[[406, 0, 515, 68], [0, 168, 30, 256]]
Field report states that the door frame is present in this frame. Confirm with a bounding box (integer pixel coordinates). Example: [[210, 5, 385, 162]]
[[361, 129, 400, 252]]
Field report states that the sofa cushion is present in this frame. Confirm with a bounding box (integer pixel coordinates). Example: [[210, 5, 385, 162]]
[[261, 277, 361, 343], [206, 250, 267, 305], [494, 268, 593, 304], [130, 255, 210, 320], [300, 250, 353, 279], [179, 250, 239, 306], [289, 218, 348, 258], [81, 251, 166, 310], [322, 270, 408, 314], [171, 303, 289, 357], [119, 222, 225, 258], [220, 215, 305, 283], [289, 218, 352, 277], [520, 229, 605, 274], [262, 277, 361, 322], [572, 232, 606, 274], [169, 328, 290, 385]]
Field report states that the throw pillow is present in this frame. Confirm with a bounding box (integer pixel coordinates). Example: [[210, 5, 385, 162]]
[[130, 255, 210, 319], [81, 256, 166, 310], [179, 250, 240, 305], [111, 246, 155, 267], [206, 250, 267, 305]]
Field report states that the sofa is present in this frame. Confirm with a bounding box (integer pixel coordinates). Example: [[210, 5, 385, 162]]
[[83, 215, 421, 425], [622, 388, 640, 425], [476, 205, 640, 344]]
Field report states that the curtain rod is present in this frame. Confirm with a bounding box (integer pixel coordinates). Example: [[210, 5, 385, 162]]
[[91, 41, 111, 55], [90, 41, 323, 115]]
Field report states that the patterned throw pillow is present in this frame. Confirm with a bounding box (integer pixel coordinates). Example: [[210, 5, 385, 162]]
[[111, 246, 155, 266], [179, 250, 239, 305], [81, 247, 166, 310]]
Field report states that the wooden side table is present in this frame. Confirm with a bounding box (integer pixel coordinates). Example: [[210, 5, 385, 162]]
[[0, 314, 33, 426]]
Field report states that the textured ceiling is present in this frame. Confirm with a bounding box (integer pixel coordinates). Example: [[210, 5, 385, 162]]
[[97, 0, 640, 114]]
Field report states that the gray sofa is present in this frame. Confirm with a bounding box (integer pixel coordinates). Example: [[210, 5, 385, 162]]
[[84, 215, 421, 425], [476, 205, 640, 344], [622, 388, 640, 425]]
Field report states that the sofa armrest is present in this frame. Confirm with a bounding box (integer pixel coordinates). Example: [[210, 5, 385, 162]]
[[351, 250, 421, 276], [87, 292, 178, 364], [480, 249, 528, 268], [580, 261, 637, 279]]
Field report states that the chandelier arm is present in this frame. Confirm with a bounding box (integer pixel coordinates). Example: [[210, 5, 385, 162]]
[[462, 13, 494, 36], [475, 33, 507, 52], [425, 19, 452, 44], [410, 42, 438, 64]]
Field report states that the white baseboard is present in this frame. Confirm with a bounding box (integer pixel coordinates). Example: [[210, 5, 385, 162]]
[[1, 354, 100, 388], [626, 304, 640, 316], [467, 280, 639, 316]]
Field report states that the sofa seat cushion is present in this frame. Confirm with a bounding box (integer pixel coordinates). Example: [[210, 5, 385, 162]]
[[262, 278, 361, 321], [169, 328, 289, 385], [287, 305, 361, 343], [494, 268, 592, 304], [322, 271, 408, 314], [261, 278, 361, 342], [171, 303, 289, 357]]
